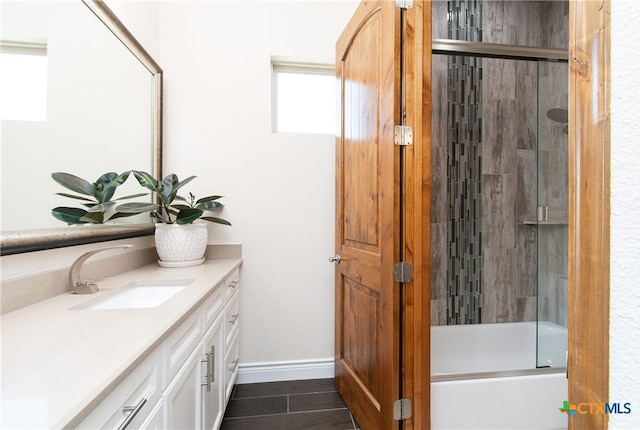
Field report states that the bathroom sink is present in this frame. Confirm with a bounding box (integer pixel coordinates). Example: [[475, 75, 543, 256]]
[[71, 279, 193, 310]]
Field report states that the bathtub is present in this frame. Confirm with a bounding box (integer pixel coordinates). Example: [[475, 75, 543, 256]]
[[431, 321, 568, 430]]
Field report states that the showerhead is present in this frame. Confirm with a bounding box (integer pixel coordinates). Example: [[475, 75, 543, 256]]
[[546, 107, 568, 124]]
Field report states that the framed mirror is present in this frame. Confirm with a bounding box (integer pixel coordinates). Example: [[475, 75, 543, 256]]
[[0, 0, 162, 255]]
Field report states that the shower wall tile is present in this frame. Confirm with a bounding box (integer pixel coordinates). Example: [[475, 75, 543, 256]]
[[538, 296, 549, 321], [485, 59, 516, 100], [513, 2, 544, 47], [516, 224, 537, 298], [430, 0, 568, 327], [431, 222, 447, 300], [516, 149, 536, 222], [537, 149, 550, 207], [482, 174, 516, 249], [543, 225, 568, 275], [516, 75, 537, 150], [431, 146, 448, 224], [517, 297, 537, 322], [431, 299, 447, 326], [542, 0, 569, 49], [482, 1, 567, 49], [483, 248, 516, 323], [482, 100, 517, 175], [431, 1, 448, 40], [431, 57, 448, 149], [483, 1, 517, 45]]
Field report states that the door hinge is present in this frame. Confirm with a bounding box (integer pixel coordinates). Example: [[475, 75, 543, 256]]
[[394, 398, 412, 420], [395, 0, 413, 9], [394, 125, 413, 146], [394, 262, 413, 283]]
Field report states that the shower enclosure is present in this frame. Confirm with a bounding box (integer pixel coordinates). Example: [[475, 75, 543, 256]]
[[430, 1, 568, 428]]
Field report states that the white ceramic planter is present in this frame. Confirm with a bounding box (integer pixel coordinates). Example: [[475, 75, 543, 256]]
[[155, 223, 208, 267]]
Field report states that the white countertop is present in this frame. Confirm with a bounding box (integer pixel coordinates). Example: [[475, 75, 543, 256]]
[[0, 258, 242, 429]]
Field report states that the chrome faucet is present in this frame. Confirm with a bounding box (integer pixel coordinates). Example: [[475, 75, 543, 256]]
[[69, 244, 133, 294]]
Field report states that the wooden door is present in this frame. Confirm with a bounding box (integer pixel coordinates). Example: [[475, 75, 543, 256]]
[[334, 2, 402, 429]]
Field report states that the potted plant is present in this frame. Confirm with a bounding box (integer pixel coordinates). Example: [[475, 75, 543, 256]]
[[116, 170, 231, 267], [51, 171, 146, 224]]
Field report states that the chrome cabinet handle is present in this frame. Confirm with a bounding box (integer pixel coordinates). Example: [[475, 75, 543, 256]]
[[328, 255, 341, 264], [209, 345, 215, 384], [229, 313, 239, 325], [201, 351, 212, 392], [228, 280, 239, 289], [118, 397, 147, 430], [201, 345, 217, 391]]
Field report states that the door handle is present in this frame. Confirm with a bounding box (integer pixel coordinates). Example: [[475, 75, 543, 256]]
[[328, 255, 341, 264]]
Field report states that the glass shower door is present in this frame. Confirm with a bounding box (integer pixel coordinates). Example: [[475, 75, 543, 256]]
[[536, 60, 569, 368]]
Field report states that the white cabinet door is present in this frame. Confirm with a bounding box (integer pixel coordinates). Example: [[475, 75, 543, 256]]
[[164, 348, 201, 430], [139, 399, 164, 429], [201, 315, 224, 430], [78, 349, 161, 430], [224, 331, 240, 402]]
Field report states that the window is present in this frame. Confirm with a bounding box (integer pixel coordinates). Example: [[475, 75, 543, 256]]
[[272, 59, 335, 135], [0, 39, 48, 122]]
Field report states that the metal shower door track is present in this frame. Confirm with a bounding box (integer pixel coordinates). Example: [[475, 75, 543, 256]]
[[432, 39, 569, 62]]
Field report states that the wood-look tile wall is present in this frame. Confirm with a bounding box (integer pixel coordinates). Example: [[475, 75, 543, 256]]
[[430, 0, 568, 326]]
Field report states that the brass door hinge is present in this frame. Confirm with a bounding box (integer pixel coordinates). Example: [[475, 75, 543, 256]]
[[394, 125, 413, 146]]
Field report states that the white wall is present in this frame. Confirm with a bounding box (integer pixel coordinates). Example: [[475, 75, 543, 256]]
[[105, 0, 160, 60], [157, 0, 358, 367], [609, 0, 640, 427]]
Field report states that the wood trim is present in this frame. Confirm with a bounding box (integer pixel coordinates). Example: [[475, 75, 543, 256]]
[[402, 1, 430, 429], [568, 0, 611, 429]]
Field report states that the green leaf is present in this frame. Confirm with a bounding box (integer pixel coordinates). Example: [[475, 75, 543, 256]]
[[196, 195, 223, 204], [196, 201, 224, 211], [171, 204, 191, 211], [109, 211, 141, 220], [150, 212, 169, 223], [200, 216, 231, 226], [113, 171, 131, 185], [174, 175, 196, 191], [52, 172, 95, 197], [114, 192, 149, 201], [133, 171, 160, 193], [86, 201, 115, 213], [175, 208, 203, 224], [115, 202, 159, 213], [80, 211, 105, 223], [51, 207, 89, 224], [159, 174, 178, 203], [54, 192, 95, 203]]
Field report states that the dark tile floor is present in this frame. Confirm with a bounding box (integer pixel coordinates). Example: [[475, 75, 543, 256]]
[[221, 378, 360, 430]]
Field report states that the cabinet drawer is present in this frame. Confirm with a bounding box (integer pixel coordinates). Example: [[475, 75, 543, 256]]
[[78, 348, 161, 429], [164, 310, 203, 386], [224, 332, 239, 403], [203, 283, 224, 332], [224, 268, 240, 301], [224, 292, 240, 349]]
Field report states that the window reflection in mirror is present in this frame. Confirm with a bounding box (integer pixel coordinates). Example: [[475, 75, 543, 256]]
[[0, 39, 48, 122], [0, 1, 155, 233]]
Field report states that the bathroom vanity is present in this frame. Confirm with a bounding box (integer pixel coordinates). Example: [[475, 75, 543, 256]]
[[1, 252, 242, 429]]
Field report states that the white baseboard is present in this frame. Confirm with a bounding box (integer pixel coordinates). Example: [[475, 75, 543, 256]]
[[236, 358, 335, 384]]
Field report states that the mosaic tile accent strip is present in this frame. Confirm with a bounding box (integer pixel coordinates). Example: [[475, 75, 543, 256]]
[[448, 0, 483, 43], [446, 0, 483, 325]]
